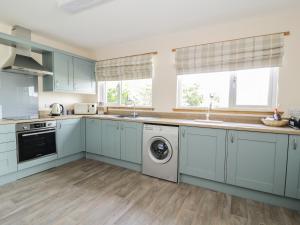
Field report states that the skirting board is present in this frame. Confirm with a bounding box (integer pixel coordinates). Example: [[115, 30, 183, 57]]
[[17, 152, 85, 179], [86, 153, 142, 172], [0, 172, 17, 186], [180, 174, 300, 211], [0, 152, 85, 185]]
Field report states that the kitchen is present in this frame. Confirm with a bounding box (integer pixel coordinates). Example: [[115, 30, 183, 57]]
[[0, 0, 300, 224]]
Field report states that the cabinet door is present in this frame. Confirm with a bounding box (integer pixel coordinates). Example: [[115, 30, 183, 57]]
[[227, 131, 288, 195], [101, 120, 121, 159], [180, 126, 226, 183], [120, 122, 142, 164], [86, 119, 101, 155], [73, 58, 95, 93], [285, 135, 300, 199], [0, 151, 17, 176], [56, 119, 82, 158], [53, 52, 73, 91]]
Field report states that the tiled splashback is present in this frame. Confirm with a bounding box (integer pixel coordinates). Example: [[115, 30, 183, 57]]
[[0, 71, 38, 118]]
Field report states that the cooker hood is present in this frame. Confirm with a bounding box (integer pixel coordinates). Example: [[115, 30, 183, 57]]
[[2, 26, 53, 76]]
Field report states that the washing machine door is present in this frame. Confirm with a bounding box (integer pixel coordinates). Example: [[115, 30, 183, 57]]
[[148, 137, 173, 164]]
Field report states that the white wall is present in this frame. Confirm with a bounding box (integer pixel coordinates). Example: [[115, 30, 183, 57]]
[[0, 22, 97, 111], [95, 8, 300, 113]]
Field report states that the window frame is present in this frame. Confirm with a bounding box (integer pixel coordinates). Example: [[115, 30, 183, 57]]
[[177, 68, 278, 110], [98, 79, 153, 107]]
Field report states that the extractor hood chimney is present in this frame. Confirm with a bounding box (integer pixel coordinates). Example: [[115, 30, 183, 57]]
[[2, 25, 53, 76]]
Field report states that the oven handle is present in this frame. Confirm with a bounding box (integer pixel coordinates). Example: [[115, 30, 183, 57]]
[[21, 130, 56, 137]]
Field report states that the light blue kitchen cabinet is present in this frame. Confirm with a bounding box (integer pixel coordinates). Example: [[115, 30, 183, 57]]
[[52, 52, 74, 92], [0, 124, 17, 176], [56, 119, 83, 158], [86, 119, 101, 154], [101, 120, 121, 159], [0, 151, 17, 176], [285, 135, 300, 199], [81, 118, 86, 152], [43, 52, 72, 92], [73, 58, 96, 93], [0, 124, 15, 133], [226, 130, 288, 196], [179, 126, 226, 183], [120, 122, 142, 164], [0, 133, 15, 144], [43, 52, 96, 94]]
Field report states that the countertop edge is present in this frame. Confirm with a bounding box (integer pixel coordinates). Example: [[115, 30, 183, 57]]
[[1, 115, 299, 135]]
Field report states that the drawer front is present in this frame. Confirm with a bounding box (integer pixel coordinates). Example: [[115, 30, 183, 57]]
[[0, 142, 16, 153], [0, 151, 17, 176], [0, 125, 15, 134], [0, 133, 16, 144]]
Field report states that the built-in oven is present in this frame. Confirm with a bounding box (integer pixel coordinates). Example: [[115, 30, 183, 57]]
[[16, 121, 57, 163]]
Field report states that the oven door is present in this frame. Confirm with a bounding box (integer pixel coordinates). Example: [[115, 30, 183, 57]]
[[17, 129, 56, 163]]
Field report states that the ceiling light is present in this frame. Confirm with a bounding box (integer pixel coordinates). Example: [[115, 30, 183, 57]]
[[57, 0, 111, 13]]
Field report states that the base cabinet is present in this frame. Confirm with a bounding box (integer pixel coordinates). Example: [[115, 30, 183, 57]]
[[285, 135, 300, 199], [226, 131, 288, 196], [101, 120, 121, 159], [120, 122, 142, 164], [0, 125, 17, 176], [56, 119, 83, 158], [100, 120, 142, 164], [179, 126, 226, 183], [86, 119, 101, 154], [0, 150, 17, 176]]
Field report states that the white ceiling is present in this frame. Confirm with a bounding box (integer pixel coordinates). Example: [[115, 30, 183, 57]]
[[0, 0, 299, 50]]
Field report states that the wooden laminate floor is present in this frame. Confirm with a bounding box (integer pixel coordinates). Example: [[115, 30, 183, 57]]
[[0, 159, 299, 225]]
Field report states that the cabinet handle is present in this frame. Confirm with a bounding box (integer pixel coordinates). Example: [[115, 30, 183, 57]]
[[121, 124, 124, 130], [117, 124, 119, 130], [182, 130, 185, 138], [293, 139, 297, 150], [230, 134, 234, 143]]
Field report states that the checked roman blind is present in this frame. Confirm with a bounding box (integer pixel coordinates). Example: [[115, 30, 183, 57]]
[[96, 53, 154, 81], [175, 33, 285, 75]]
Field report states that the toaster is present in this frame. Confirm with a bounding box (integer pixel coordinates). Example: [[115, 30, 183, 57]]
[[74, 103, 97, 115]]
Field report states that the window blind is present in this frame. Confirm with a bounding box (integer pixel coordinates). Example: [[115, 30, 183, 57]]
[[96, 53, 154, 81], [175, 33, 285, 75]]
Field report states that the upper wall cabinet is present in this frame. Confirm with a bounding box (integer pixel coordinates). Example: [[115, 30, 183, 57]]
[[53, 52, 74, 92], [285, 135, 300, 200], [43, 52, 96, 94], [73, 58, 96, 93], [226, 130, 288, 196]]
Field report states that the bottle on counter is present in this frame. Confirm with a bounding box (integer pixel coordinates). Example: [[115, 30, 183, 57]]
[[273, 108, 282, 121]]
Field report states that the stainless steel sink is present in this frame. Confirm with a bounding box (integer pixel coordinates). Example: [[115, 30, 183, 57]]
[[114, 115, 139, 119], [194, 119, 224, 124], [112, 115, 159, 120]]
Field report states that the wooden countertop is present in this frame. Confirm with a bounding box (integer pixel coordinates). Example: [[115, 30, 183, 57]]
[[1, 114, 299, 135]]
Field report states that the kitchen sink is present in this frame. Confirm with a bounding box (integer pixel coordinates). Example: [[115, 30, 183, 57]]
[[114, 115, 139, 119], [194, 119, 224, 124]]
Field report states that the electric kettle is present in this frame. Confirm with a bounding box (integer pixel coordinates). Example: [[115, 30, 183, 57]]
[[50, 103, 64, 116]]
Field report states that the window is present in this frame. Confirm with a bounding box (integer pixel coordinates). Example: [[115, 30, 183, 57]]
[[98, 78, 152, 106], [177, 68, 278, 109]]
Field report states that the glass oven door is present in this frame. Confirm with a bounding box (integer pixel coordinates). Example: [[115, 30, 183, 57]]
[[17, 129, 56, 163]]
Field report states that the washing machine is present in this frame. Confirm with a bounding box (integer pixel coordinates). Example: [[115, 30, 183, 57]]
[[142, 124, 178, 182]]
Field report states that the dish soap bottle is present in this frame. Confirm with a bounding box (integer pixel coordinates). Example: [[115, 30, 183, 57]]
[[273, 108, 281, 121]]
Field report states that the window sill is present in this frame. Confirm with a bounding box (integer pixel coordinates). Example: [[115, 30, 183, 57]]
[[173, 107, 280, 116], [105, 106, 154, 111]]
